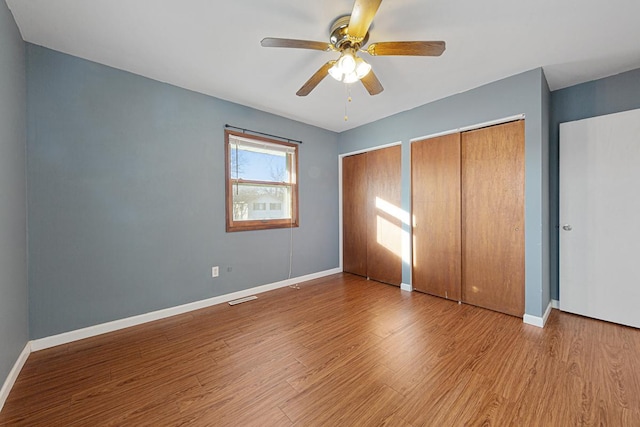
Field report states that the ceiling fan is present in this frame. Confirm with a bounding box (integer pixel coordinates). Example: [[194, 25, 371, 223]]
[[260, 0, 445, 97]]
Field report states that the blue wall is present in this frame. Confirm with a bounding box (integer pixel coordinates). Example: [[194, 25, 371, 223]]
[[549, 68, 640, 300], [22, 37, 640, 340], [338, 68, 551, 318], [26, 45, 339, 339], [0, 1, 29, 390]]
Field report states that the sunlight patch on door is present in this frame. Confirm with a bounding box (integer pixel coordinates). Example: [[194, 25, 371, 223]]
[[376, 197, 410, 225], [375, 197, 410, 264]]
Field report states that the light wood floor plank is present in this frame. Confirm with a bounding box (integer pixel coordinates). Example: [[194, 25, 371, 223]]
[[1, 273, 640, 426]]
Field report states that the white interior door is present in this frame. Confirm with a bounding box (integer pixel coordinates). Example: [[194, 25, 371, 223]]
[[560, 108, 640, 328]]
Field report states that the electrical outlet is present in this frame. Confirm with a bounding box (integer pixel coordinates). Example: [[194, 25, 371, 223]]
[[212, 266, 219, 278]]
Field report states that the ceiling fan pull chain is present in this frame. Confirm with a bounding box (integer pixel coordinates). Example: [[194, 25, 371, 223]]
[[344, 84, 352, 121]]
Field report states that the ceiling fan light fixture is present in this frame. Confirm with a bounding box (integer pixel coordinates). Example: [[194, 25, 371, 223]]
[[329, 49, 371, 83], [343, 71, 360, 84], [355, 57, 372, 79], [337, 49, 357, 74], [328, 64, 344, 81]]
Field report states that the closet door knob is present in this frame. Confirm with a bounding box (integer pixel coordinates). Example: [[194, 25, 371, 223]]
[[562, 224, 572, 231]]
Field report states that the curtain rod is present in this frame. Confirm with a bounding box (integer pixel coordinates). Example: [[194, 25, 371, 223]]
[[224, 124, 303, 144]]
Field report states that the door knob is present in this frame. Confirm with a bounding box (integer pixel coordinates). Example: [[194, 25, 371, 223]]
[[562, 224, 572, 231]]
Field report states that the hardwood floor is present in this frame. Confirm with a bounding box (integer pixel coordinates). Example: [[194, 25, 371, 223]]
[[2, 273, 640, 426]]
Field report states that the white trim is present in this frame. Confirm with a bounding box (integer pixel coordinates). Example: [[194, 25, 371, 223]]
[[409, 114, 526, 143], [30, 268, 341, 351], [338, 155, 344, 271], [410, 128, 460, 142], [523, 300, 553, 328], [0, 342, 31, 412], [400, 283, 413, 292], [339, 140, 402, 158], [551, 299, 559, 309], [404, 144, 413, 286], [543, 300, 554, 324]]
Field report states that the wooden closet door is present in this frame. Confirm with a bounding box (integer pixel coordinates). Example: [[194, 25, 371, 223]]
[[461, 120, 525, 317], [411, 133, 461, 300], [342, 153, 368, 277], [367, 145, 402, 286]]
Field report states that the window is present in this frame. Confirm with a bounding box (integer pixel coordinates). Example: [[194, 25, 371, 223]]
[[225, 130, 299, 232]]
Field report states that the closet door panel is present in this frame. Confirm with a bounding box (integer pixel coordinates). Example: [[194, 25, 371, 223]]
[[461, 121, 525, 317], [367, 145, 402, 286], [411, 133, 461, 300], [342, 153, 368, 277]]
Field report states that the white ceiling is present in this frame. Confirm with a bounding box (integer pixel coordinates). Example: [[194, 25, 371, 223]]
[[6, 0, 640, 132]]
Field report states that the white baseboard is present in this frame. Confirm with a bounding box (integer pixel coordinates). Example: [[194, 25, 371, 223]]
[[400, 283, 413, 292], [0, 342, 31, 412], [551, 299, 559, 309], [31, 268, 341, 352], [523, 300, 553, 328]]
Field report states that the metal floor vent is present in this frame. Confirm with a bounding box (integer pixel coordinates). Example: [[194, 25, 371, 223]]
[[228, 295, 258, 306]]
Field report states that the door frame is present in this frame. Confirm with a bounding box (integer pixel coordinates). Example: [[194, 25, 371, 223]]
[[408, 114, 525, 144], [559, 108, 640, 328], [338, 142, 402, 276], [338, 113, 525, 293]]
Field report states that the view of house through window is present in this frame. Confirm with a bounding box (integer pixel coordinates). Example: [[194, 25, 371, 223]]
[[225, 130, 299, 232]]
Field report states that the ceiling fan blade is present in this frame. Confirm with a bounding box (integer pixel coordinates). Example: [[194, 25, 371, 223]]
[[365, 41, 446, 56], [360, 70, 384, 95], [296, 61, 335, 96], [347, 0, 382, 41], [261, 37, 332, 51]]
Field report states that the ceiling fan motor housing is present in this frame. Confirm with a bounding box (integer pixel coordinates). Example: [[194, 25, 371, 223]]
[[330, 15, 369, 50]]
